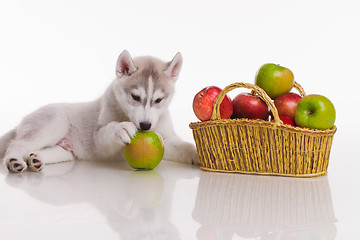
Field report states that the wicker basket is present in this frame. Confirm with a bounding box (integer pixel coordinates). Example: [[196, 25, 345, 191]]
[[189, 82, 337, 177]]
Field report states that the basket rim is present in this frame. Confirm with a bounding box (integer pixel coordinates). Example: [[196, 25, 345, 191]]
[[189, 118, 337, 135], [200, 166, 328, 177]]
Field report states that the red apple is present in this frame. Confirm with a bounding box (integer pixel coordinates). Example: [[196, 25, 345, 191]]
[[193, 86, 233, 121], [232, 93, 269, 120], [274, 93, 302, 120], [278, 116, 295, 126]]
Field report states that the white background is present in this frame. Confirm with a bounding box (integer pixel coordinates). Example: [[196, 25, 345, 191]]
[[1, 0, 359, 239]]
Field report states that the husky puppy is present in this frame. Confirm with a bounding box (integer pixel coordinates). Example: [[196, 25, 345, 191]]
[[0, 50, 199, 173]]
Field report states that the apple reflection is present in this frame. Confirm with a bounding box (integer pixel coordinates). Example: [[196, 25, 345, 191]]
[[193, 172, 337, 239]]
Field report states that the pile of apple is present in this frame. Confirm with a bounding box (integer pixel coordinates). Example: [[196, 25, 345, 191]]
[[193, 63, 336, 130]]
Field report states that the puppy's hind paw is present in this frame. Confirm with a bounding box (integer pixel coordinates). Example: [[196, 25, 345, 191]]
[[5, 158, 27, 173], [27, 154, 43, 172]]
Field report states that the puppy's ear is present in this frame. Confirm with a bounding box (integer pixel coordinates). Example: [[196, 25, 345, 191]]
[[116, 50, 137, 78], [164, 52, 183, 81]]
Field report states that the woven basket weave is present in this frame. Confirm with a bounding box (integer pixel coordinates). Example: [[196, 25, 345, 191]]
[[189, 82, 337, 177]]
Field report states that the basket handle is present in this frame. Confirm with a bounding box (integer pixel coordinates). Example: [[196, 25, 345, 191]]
[[293, 81, 306, 97], [210, 81, 306, 125]]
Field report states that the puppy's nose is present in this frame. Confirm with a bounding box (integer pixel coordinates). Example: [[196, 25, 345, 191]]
[[140, 122, 152, 131]]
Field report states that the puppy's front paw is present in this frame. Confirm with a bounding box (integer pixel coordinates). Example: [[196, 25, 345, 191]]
[[4, 158, 27, 173], [114, 122, 137, 146], [185, 143, 200, 165], [165, 142, 200, 165]]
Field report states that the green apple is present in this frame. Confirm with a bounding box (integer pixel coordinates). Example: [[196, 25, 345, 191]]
[[124, 131, 164, 170], [295, 94, 336, 130], [255, 63, 294, 99]]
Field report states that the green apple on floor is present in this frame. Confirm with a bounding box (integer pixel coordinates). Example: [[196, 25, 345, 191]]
[[124, 131, 164, 170]]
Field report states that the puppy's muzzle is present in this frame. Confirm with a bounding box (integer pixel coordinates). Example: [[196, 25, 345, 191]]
[[140, 122, 151, 131]]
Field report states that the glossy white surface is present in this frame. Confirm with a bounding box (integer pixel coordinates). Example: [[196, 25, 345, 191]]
[[0, 160, 341, 240]]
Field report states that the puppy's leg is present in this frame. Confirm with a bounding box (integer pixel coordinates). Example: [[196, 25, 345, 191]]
[[26, 145, 75, 172], [155, 111, 199, 165], [94, 121, 137, 158], [163, 135, 199, 165], [4, 106, 69, 173]]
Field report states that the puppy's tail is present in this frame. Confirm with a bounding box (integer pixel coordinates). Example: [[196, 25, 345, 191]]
[[0, 129, 17, 160]]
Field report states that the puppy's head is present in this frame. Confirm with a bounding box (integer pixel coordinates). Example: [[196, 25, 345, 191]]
[[114, 50, 182, 131]]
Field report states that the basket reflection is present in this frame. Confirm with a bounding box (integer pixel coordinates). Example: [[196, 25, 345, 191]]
[[193, 171, 336, 239]]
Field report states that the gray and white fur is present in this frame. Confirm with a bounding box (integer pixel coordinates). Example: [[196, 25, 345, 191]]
[[0, 50, 198, 173]]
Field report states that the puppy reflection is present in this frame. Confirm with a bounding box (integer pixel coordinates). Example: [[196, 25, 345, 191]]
[[5, 161, 181, 239]]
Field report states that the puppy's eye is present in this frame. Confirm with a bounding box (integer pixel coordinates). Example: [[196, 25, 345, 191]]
[[155, 98, 163, 104], [131, 94, 141, 102]]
